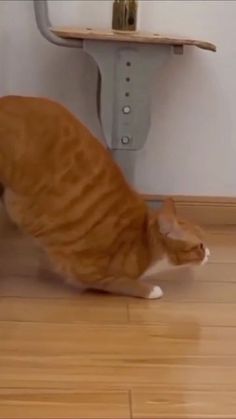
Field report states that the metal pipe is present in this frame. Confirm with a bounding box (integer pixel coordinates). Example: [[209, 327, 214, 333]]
[[33, 0, 83, 48]]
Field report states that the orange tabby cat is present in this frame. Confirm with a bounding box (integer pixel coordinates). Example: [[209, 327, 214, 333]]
[[0, 96, 209, 298]]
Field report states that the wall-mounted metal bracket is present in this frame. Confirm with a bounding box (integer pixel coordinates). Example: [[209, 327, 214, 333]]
[[33, 0, 216, 158], [34, 0, 83, 48], [33, 0, 169, 151], [84, 41, 170, 150]]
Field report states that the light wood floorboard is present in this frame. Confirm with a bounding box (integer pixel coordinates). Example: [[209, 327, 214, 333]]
[[0, 208, 236, 418]]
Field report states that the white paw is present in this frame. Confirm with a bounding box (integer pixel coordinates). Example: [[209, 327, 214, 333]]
[[148, 286, 163, 299], [201, 248, 211, 265], [206, 247, 210, 257]]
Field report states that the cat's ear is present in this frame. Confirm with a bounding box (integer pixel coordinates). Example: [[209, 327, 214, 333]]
[[160, 198, 177, 217], [149, 199, 175, 230], [150, 198, 184, 240]]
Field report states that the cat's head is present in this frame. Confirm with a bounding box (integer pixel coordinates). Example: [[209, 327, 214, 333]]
[[150, 199, 210, 267]]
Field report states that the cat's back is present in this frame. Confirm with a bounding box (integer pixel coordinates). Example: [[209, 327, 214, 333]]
[[0, 95, 112, 164], [0, 95, 111, 180], [0, 96, 149, 279], [0, 96, 146, 229], [0, 95, 73, 119], [0, 96, 142, 206], [0, 95, 84, 146]]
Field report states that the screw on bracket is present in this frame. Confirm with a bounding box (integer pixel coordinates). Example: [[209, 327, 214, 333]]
[[122, 105, 131, 114], [121, 136, 130, 145]]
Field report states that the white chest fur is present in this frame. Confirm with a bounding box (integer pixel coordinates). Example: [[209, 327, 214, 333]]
[[142, 247, 210, 279], [141, 257, 175, 279]]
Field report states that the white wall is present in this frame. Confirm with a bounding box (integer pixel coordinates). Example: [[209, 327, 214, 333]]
[[0, 0, 235, 196]]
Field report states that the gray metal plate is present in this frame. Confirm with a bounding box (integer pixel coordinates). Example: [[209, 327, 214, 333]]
[[84, 41, 170, 150]]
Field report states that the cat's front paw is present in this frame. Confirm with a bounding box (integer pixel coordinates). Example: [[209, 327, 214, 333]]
[[147, 285, 163, 299]]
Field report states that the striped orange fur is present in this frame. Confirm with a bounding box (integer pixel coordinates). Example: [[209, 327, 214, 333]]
[[0, 96, 208, 298]]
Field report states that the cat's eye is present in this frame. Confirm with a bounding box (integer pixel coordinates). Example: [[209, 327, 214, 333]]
[[187, 243, 204, 253]]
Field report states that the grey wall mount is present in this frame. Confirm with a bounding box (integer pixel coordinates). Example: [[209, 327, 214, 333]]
[[84, 40, 169, 150], [33, 0, 216, 155]]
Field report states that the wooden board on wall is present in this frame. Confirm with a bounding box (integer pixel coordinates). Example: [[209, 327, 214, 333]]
[[142, 195, 236, 226], [51, 27, 216, 52]]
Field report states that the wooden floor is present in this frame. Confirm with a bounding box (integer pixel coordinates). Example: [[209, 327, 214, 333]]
[[0, 207, 236, 418]]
